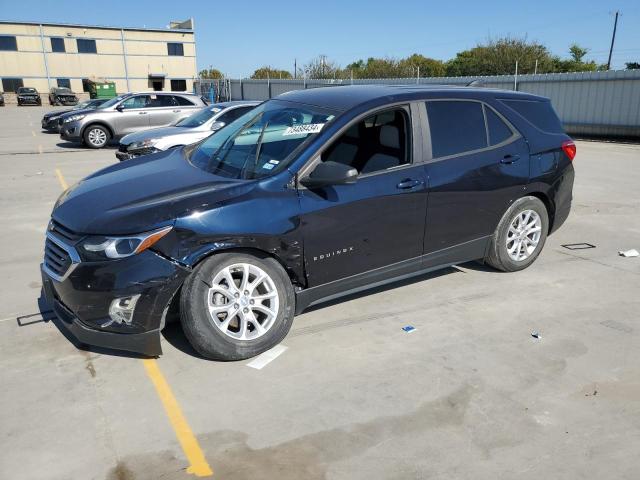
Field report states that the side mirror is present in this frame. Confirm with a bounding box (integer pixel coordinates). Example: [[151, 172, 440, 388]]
[[210, 121, 225, 131], [300, 161, 358, 189], [115, 105, 124, 112]]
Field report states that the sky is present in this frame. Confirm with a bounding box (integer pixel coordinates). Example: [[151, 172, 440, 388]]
[[1, 0, 638, 76]]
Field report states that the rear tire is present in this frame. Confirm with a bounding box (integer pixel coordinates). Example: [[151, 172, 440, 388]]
[[83, 125, 110, 149], [180, 252, 295, 361], [485, 196, 549, 272]]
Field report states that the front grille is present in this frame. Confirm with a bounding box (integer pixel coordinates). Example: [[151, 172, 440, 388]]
[[44, 238, 73, 279], [49, 219, 84, 244]]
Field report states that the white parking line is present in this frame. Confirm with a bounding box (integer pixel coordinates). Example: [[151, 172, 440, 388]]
[[246, 344, 288, 370]]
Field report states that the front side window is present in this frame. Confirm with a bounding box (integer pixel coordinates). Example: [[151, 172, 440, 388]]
[[50, 37, 65, 53], [167, 43, 184, 56], [121, 95, 150, 109], [0, 35, 17, 51], [321, 108, 410, 175], [2, 78, 24, 92], [77, 39, 97, 54], [190, 100, 336, 180], [426, 101, 487, 158]]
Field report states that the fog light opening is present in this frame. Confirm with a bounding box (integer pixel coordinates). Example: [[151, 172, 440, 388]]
[[103, 294, 141, 328]]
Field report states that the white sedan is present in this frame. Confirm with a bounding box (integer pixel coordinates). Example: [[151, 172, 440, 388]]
[[116, 101, 260, 161]]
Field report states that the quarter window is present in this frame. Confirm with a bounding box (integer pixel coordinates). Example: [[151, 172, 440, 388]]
[[170, 79, 187, 91], [322, 108, 410, 175], [174, 95, 195, 106], [426, 101, 487, 158], [167, 43, 184, 56], [77, 39, 97, 54], [485, 107, 513, 145], [2, 78, 24, 93], [50, 37, 66, 53], [0, 35, 18, 51]]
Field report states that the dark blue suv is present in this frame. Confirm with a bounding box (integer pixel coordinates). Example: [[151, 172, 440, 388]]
[[41, 85, 575, 360]]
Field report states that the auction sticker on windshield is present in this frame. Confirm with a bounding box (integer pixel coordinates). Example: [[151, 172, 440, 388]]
[[283, 123, 325, 136]]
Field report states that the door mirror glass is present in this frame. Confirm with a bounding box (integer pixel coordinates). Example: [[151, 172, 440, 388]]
[[301, 161, 358, 189], [210, 121, 225, 131]]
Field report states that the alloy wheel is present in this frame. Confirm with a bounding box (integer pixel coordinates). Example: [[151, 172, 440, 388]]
[[207, 263, 280, 341], [87, 128, 107, 147], [506, 209, 542, 261]]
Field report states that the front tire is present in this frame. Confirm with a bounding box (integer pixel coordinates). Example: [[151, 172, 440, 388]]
[[180, 252, 295, 361], [83, 125, 110, 149], [485, 196, 549, 272]]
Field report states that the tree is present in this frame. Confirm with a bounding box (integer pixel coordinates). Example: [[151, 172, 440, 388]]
[[569, 43, 588, 63], [250, 66, 292, 79], [303, 55, 341, 79], [199, 67, 223, 79], [445, 37, 555, 76], [626, 62, 640, 70], [553, 44, 598, 73], [399, 54, 446, 77]]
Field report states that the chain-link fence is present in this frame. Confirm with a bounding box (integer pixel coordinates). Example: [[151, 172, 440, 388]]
[[195, 70, 640, 137]]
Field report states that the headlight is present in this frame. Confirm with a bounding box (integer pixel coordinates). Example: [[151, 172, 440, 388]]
[[64, 114, 85, 123], [128, 138, 158, 151], [80, 226, 172, 260]]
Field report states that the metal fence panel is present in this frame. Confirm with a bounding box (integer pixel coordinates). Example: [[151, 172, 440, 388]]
[[196, 70, 640, 137]]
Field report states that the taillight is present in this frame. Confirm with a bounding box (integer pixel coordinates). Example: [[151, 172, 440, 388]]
[[562, 140, 576, 161]]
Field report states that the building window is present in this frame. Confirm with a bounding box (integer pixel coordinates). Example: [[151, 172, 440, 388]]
[[167, 42, 184, 56], [56, 78, 71, 89], [77, 39, 97, 54], [50, 37, 66, 53], [171, 79, 187, 91], [0, 35, 18, 51], [2, 78, 24, 93]]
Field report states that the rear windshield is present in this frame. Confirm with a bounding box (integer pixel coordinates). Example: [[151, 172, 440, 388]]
[[177, 107, 218, 128], [500, 99, 564, 134]]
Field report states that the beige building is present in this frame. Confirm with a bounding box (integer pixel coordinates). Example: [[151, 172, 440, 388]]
[[0, 19, 197, 97]]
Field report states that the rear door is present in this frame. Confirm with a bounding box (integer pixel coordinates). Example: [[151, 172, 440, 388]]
[[299, 104, 428, 287], [422, 99, 529, 256]]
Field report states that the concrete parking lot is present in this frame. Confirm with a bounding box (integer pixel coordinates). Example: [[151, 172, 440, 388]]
[[1, 105, 639, 480]]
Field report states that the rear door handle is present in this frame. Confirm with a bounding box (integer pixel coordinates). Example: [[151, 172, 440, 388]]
[[396, 179, 422, 190], [500, 154, 520, 164], [173, 109, 182, 113], [138, 111, 148, 115]]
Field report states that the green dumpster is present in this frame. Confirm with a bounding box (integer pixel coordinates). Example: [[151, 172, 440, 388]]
[[87, 81, 117, 99]]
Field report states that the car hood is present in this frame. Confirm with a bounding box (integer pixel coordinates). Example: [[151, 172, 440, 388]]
[[52, 147, 251, 235], [58, 108, 97, 119], [120, 126, 191, 146], [44, 109, 73, 119]]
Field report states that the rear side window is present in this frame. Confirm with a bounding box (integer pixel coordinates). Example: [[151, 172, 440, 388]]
[[485, 107, 513, 145], [426, 101, 486, 158], [500, 99, 563, 134]]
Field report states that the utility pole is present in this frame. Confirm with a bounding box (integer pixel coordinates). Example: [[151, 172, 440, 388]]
[[514, 61, 518, 91], [606, 10, 620, 70], [534, 59, 538, 75], [294, 58, 297, 79]]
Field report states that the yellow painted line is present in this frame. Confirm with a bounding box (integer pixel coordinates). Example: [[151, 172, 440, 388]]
[[55, 168, 68, 190], [31, 130, 36, 137], [142, 359, 213, 477], [38, 145, 43, 154]]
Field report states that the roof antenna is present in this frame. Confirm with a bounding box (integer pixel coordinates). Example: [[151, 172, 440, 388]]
[[466, 79, 483, 87]]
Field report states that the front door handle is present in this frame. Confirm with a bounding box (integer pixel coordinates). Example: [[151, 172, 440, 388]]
[[173, 109, 182, 113], [396, 179, 422, 190], [500, 154, 520, 164], [138, 111, 148, 115]]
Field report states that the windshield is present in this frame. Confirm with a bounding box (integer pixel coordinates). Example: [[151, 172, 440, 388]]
[[98, 94, 129, 109], [75, 100, 92, 110], [55, 88, 72, 94], [176, 106, 219, 128], [190, 100, 336, 180], [19, 88, 36, 94]]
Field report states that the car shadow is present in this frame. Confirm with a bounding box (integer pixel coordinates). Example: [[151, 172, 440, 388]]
[[161, 321, 206, 359], [55, 141, 118, 150]]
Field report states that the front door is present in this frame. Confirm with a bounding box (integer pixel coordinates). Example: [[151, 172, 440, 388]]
[[422, 100, 530, 255], [113, 94, 151, 135], [299, 106, 428, 287]]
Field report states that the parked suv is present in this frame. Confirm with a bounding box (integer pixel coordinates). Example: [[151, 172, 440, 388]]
[[49, 87, 78, 106], [17, 87, 41, 106], [59, 92, 206, 148], [42, 85, 575, 360], [116, 101, 260, 160]]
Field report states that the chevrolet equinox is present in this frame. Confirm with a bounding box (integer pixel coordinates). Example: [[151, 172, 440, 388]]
[[42, 85, 575, 360]]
